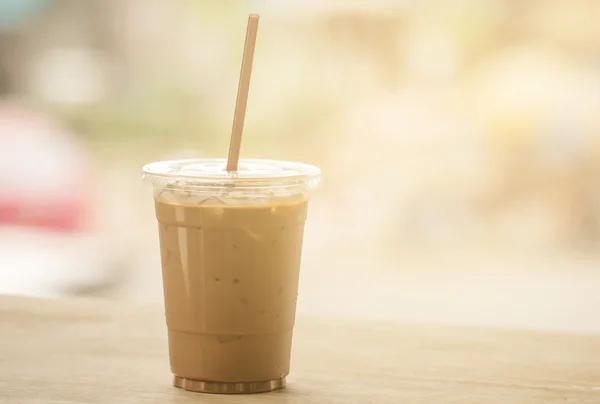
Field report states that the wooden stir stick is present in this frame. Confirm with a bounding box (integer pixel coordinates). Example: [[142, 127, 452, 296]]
[[226, 14, 260, 172]]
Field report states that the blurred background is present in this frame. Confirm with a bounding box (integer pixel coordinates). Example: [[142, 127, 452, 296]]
[[1, 0, 600, 332]]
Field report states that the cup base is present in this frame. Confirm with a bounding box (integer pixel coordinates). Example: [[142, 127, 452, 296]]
[[173, 376, 286, 394]]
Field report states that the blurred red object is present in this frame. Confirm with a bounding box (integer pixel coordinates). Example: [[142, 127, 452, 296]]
[[0, 197, 85, 231], [0, 102, 89, 232]]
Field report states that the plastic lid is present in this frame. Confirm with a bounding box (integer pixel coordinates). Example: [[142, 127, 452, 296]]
[[142, 159, 321, 196], [144, 158, 319, 181]]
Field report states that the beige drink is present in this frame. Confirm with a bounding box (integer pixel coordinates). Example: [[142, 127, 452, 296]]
[[143, 159, 320, 394]]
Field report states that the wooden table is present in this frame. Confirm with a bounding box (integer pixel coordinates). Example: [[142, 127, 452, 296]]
[[1, 295, 599, 403]]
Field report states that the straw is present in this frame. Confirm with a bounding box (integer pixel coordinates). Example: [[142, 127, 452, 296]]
[[226, 14, 260, 172]]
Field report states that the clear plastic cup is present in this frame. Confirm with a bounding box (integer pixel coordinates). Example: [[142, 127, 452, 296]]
[[142, 158, 321, 394]]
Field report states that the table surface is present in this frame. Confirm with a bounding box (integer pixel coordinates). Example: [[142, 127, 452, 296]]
[[1, 296, 599, 403]]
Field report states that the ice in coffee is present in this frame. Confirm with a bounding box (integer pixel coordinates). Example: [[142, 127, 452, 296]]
[[143, 159, 320, 394]]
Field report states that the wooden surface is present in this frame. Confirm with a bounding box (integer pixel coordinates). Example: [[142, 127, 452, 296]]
[[0, 296, 599, 403]]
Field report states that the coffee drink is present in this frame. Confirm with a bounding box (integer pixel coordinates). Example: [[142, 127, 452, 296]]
[[143, 159, 320, 393]]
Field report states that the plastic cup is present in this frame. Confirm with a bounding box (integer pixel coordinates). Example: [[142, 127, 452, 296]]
[[142, 158, 321, 394]]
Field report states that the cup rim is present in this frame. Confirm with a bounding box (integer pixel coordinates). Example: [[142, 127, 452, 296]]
[[142, 158, 321, 189]]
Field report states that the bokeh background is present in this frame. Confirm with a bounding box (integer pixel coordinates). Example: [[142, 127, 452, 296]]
[[1, 0, 600, 332]]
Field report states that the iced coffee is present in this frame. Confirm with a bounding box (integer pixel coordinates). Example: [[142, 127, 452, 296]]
[[143, 159, 320, 394]]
